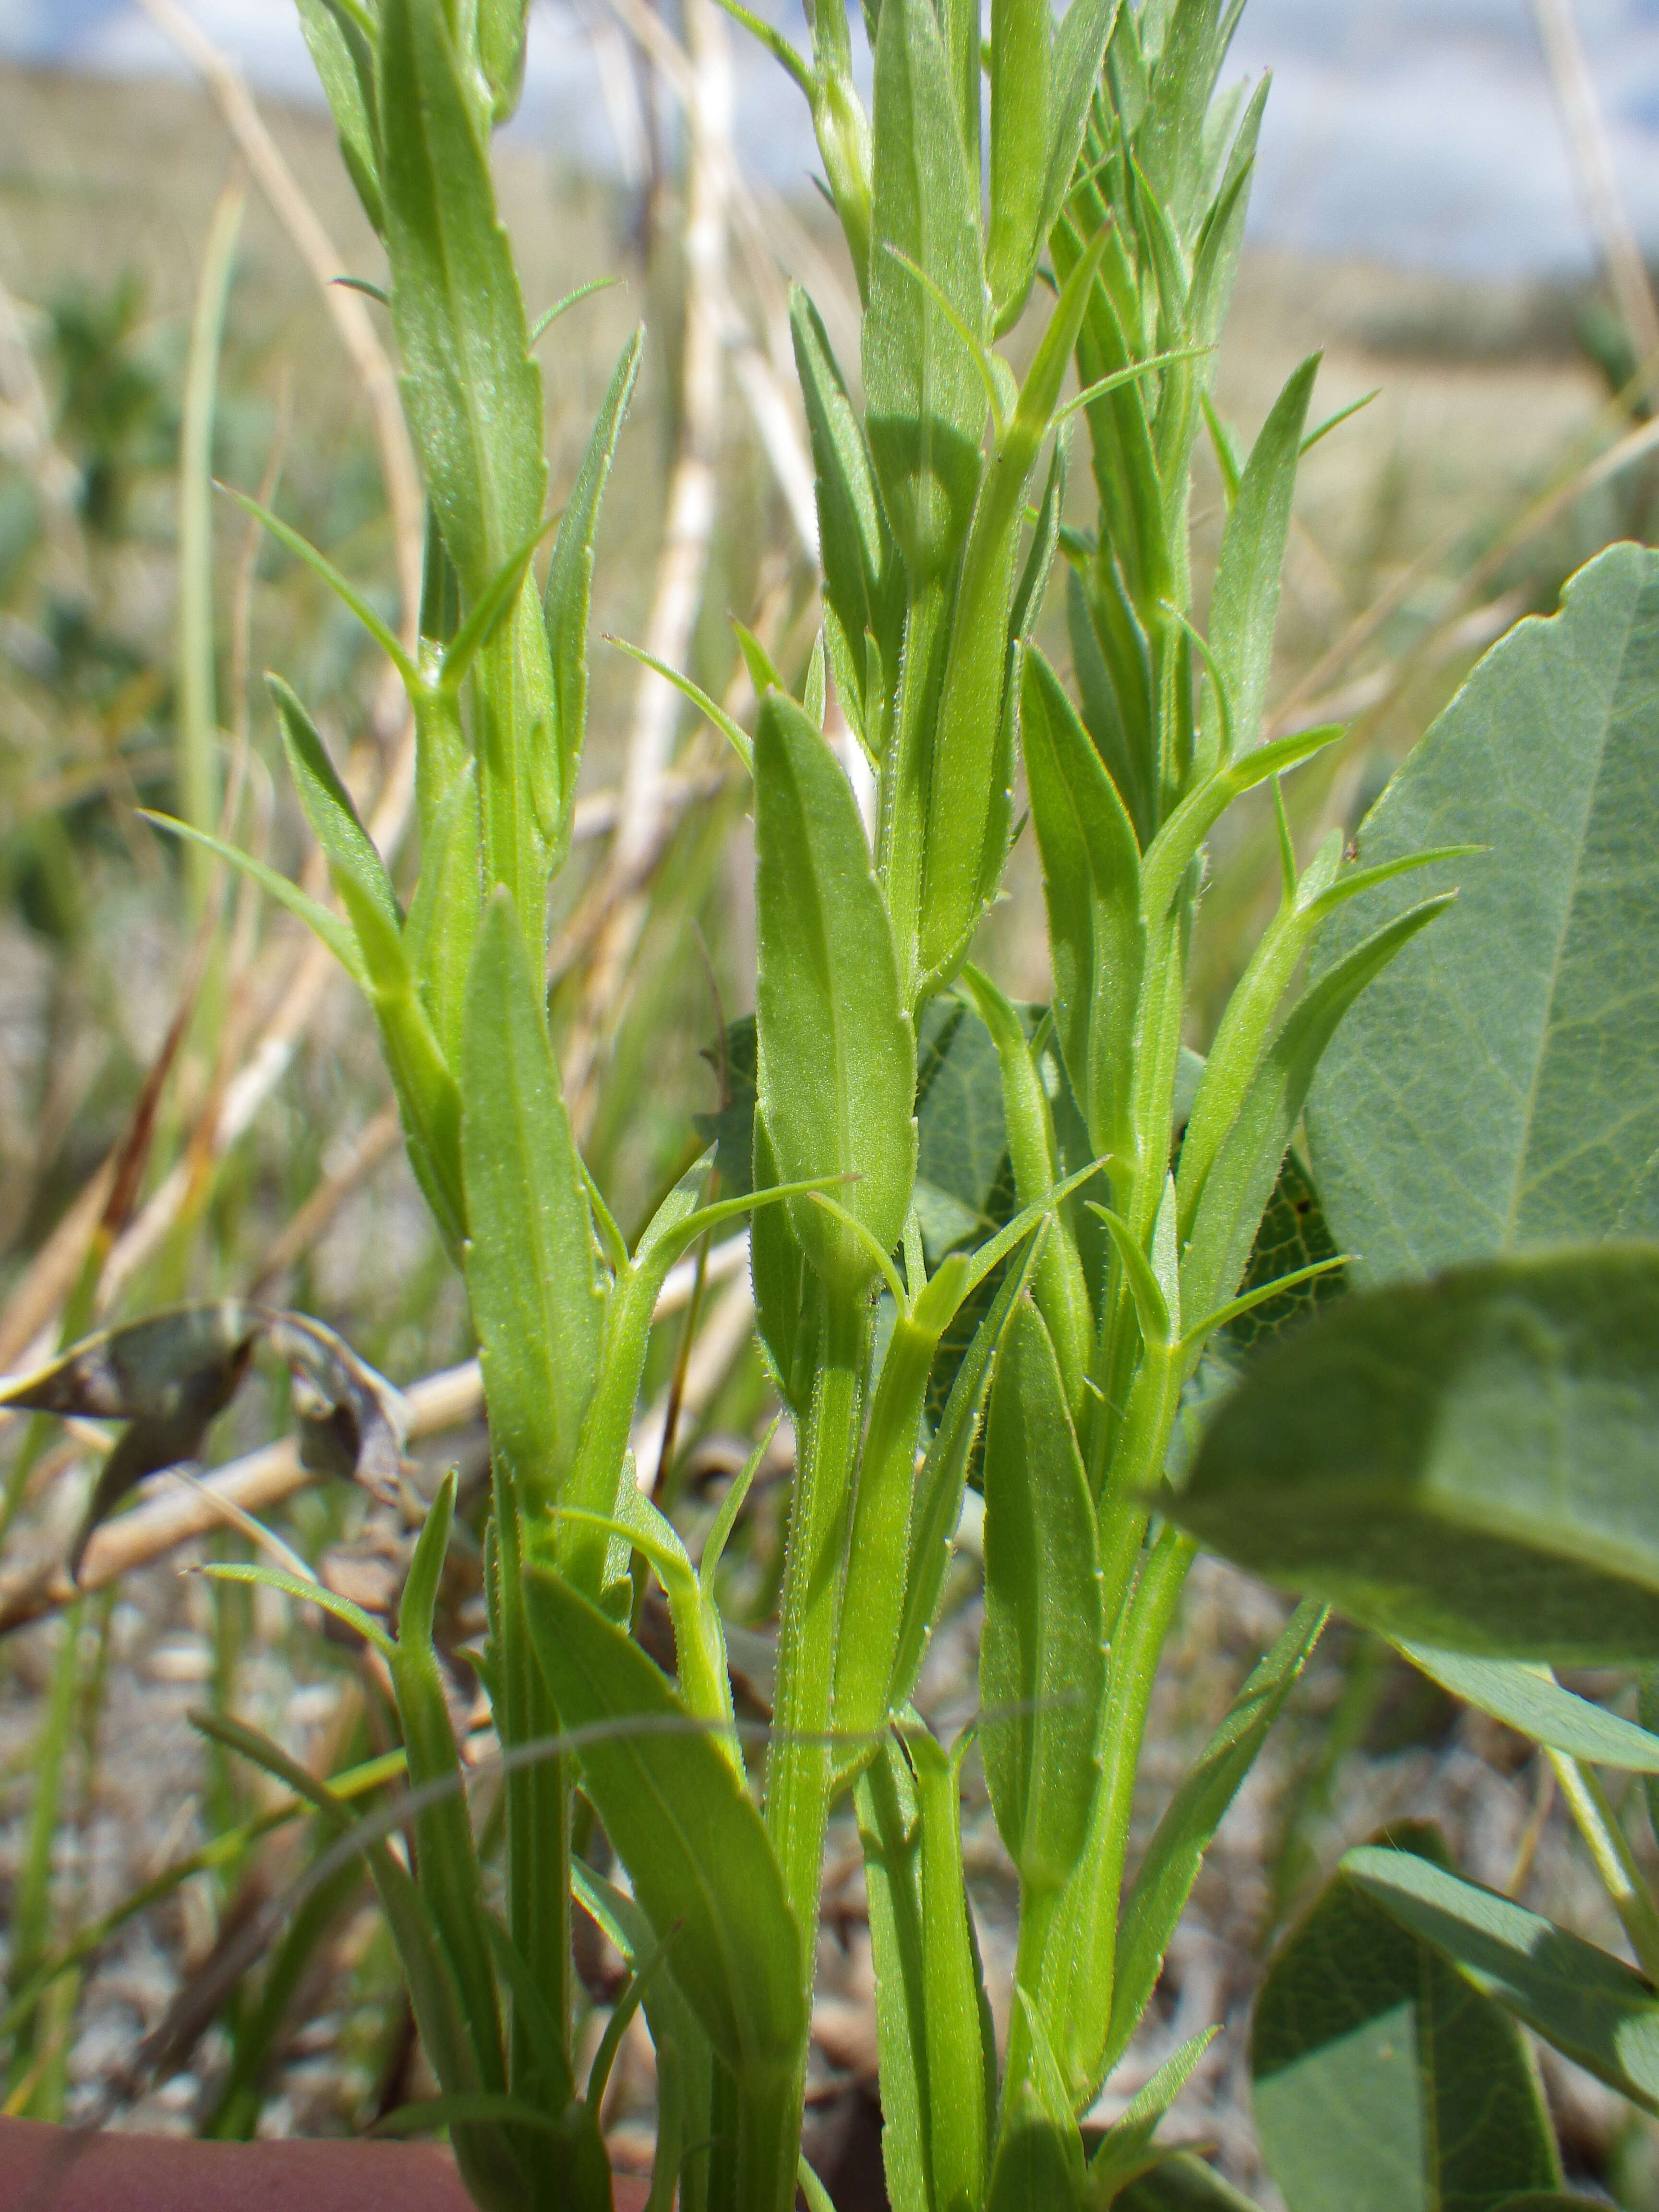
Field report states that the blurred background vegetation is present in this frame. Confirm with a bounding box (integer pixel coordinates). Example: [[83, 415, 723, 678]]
[[0, 17, 1656, 2203]]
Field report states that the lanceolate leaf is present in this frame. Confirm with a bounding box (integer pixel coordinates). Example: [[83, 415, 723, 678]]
[[461, 892, 603, 1514], [863, 0, 987, 580], [1252, 1829, 1562, 2212], [521, 1564, 806, 2077], [297, 0, 384, 233], [1022, 646, 1145, 1168], [378, 0, 546, 599], [1344, 1841, 1659, 2121], [791, 288, 903, 745], [1178, 1243, 1659, 1663], [1309, 543, 1659, 1282], [987, 0, 1050, 332], [544, 327, 644, 858], [402, 758, 482, 1068], [980, 1296, 1106, 1894], [1199, 353, 1319, 763], [754, 692, 916, 1300], [1105, 1599, 1326, 2073], [268, 676, 402, 935], [1178, 894, 1453, 1328]]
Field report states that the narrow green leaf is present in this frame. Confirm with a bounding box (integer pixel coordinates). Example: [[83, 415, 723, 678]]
[[521, 1564, 806, 2075], [1309, 543, 1659, 1282], [572, 1863, 714, 2212], [986, 1996, 1087, 2212], [959, 966, 1092, 1417], [1106, 1601, 1325, 2072], [403, 758, 482, 1068], [1344, 1839, 1659, 2120], [477, 0, 531, 124], [201, 1563, 396, 1661], [392, 1471, 505, 2093], [606, 638, 753, 773], [1199, 352, 1318, 763], [854, 1745, 931, 2212], [1178, 836, 1472, 1242], [790, 287, 903, 748], [268, 675, 402, 932], [297, 0, 384, 232], [1086, 2029, 1217, 2202], [142, 813, 366, 987], [910, 1726, 992, 2212], [461, 891, 604, 1514], [545, 328, 644, 847], [194, 1711, 522, 2208], [479, 1914, 574, 2110], [1042, 0, 1123, 246], [1023, 648, 1144, 1167], [223, 487, 415, 686], [379, 0, 545, 599], [864, 0, 987, 580], [1253, 1829, 1562, 2212], [336, 873, 467, 1258], [891, 1238, 1040, 1716], [1178, 1243, 1659, 1663], [1178, 895, 1454, 1330], [980, 1296, 1106, 1893], [754, 691, 916, 1300], [436, 506, 564, 697], [987, 0, 1051, 332]]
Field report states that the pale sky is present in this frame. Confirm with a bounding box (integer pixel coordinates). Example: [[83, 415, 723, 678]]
[[1, 0, 1657, 275]]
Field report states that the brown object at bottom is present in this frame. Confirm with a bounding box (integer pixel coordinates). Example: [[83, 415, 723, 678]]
[[0, 2119, 653, 2212]]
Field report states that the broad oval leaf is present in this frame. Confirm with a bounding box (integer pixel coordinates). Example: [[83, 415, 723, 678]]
[[1178, 1242, 1659, 1663], [1253, 1829, 1562, 2212], [1345, 1840, 1659, 2121], [521, 1562, 806, 2078], [1309, 543, 1659, 1283], [754, 691, 917, 1301]]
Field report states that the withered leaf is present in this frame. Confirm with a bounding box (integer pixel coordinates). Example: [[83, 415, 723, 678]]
[[0, 1302, 408, 1579]]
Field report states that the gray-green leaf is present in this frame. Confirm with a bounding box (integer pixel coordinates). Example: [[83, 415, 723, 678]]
[[1253, 1829, 1562, 2212], [1345, 1839, 1659, 2121], [1178, 1242, 1659, 1663], [1309, 543, 1659, 1282]]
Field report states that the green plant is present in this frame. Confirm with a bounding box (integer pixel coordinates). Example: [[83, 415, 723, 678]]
[[8, 0, 1659, 2206]]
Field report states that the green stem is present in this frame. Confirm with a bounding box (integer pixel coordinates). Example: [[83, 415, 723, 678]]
[[1551, 1752, 1659, 1984], [998, 1882, 1059, 2128], [734, 2063, 802, 2212], [763, 1290, 865, 2183], [495, 1481, 572, 2087], [879, 580, 949, 1012], [1043, 1527, 1195, 2100]]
